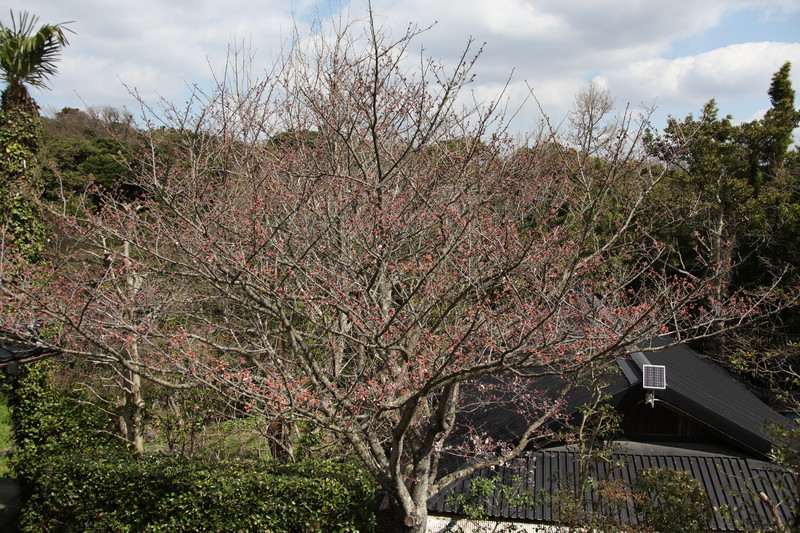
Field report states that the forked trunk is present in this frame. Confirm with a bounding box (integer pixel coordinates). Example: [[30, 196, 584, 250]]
[[387, 491, 429, 533]]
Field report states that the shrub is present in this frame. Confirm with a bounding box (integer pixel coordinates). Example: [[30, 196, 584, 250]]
[[19, 451, 376, 532], [632, 467, 712, 533], [7, 360, 126, 492]]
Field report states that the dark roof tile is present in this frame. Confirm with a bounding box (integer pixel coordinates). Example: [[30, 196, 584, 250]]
[[429, 443, 796, 530]]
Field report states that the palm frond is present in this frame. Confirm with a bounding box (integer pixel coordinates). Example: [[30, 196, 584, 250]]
[[0, 10, 73, 89]]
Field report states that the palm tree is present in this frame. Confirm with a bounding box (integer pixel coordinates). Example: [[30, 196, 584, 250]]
[[0, 12, 71, 262], [0, 10, 73, 113]]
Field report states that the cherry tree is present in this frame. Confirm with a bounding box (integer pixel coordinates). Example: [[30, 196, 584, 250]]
[[1, 14, 762, 532]]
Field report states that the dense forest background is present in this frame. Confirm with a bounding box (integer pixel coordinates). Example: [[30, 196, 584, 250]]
[[27, 64, 800, 410]]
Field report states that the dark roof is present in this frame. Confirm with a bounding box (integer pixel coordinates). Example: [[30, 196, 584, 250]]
[[0, 327, 60, 376], [431, 341, 795, 529], [635, 338, 788, 456], [445, 368, 633, 456], [429, 441, 796, 531], [452, 339, 788, 458]]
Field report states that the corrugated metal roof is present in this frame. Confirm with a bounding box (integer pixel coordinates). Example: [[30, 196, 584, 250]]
[[429, 442, 796, 531], [432, 340, 795, 530]]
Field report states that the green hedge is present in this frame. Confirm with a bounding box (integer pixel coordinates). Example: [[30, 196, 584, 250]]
[[19, 452, 376, 532]]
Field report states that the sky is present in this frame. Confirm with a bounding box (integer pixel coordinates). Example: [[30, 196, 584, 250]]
[[11, 0, 800, 137]]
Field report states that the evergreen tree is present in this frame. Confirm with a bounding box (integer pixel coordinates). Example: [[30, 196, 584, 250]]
[[648, 100, 756, 300], [760, 62, 800, 177], [649, 63, 800, 292], [648, 63, 800, 407]]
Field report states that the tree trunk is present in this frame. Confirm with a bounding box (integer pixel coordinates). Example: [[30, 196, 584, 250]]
[[1, 82, 37, 115], [708, 193, 733, 357], [120, 239, 146, 452], [386, 492, 429, 533], [117, 354, 145, 453], [127, 363, 145, 452]]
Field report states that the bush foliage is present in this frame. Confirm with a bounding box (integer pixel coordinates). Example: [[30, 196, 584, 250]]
[[7, 361, 375, 532], [18, 452, 376, 532], [632, 466, 712, 532], [8, 360, 124, 481]]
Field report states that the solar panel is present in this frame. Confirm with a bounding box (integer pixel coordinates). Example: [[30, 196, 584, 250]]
[[642, 364, 666, 389]]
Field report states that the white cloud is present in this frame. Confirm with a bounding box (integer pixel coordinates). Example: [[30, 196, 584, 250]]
[[12, 0, 800, 134], [595, 42, 800, 109], [22, 0, 300, 110]]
